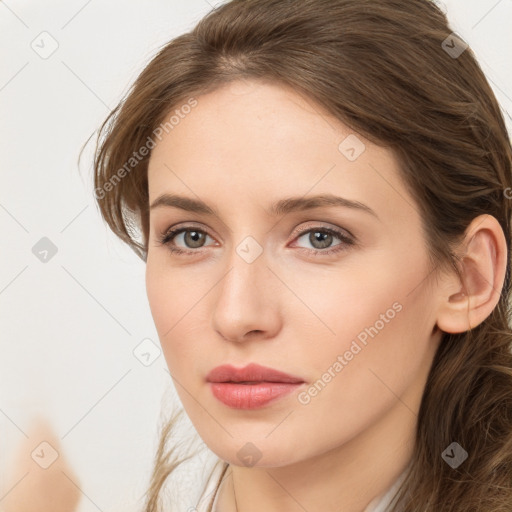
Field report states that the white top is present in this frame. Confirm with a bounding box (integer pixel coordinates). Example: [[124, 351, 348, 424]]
[[361, 468, 407, 512], [195, 461, 408, 512]]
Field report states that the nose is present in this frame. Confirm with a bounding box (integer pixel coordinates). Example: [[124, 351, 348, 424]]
[[211, 244, 282, 343]]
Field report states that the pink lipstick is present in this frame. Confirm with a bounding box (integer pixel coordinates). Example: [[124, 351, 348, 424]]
[[206, 363, 305, 409]]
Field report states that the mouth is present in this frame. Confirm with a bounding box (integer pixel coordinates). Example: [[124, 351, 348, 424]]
[[208, 381, 304, 409], [205, 363, 305, 410], [206, 362, 305, 385]]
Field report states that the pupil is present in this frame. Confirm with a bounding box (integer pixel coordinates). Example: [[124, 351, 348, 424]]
[[311, 231, 332, 249], [186, 230, 204, 248]]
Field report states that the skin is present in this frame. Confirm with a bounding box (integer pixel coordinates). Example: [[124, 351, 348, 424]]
[[145, 79, 507, 512], [2, 417, 81, 512]]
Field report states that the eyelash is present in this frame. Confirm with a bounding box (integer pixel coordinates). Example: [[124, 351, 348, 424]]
[[156, 224, 355, 257]]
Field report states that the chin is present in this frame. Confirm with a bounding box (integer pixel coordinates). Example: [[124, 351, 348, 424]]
[[204, 436, 305, 469]]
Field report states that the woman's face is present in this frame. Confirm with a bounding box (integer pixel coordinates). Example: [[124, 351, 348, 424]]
[[145, 79, 443, 468]]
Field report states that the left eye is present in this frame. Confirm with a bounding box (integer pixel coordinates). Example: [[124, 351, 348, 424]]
[[295, 228, 342, 250], [291, 227, 354, 255]]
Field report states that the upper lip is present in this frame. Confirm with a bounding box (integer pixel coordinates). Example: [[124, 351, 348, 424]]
[[206, 363, 305, 384]]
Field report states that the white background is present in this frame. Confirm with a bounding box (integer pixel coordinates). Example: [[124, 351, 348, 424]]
[[1, 1, 511, 511]]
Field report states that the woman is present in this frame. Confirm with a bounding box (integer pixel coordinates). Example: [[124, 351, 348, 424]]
[[90, 0, 512, 510]]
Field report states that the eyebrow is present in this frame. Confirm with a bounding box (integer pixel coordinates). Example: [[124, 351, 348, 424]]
[[149, 193, 378, 219]]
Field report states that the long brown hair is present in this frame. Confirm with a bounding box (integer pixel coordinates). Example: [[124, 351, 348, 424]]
[[86, 0, 512, 510]]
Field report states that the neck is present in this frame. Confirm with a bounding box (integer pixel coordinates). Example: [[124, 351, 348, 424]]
[[215, 396, 416, 512]]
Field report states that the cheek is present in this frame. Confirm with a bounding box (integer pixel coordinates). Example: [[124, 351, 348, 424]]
[[145, 254, 199, 332], [289, 272, 433, 447], [145, 260, 186, 361], [145, 259, 173, 333], [288, 246, 434, 382], [145, 258, 212, 373]]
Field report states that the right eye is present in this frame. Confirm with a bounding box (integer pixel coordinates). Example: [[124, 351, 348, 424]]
[[157, 226, 217, 255]]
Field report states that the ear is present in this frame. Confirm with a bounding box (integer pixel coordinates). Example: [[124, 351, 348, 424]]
[[435, 214, 508, 334]]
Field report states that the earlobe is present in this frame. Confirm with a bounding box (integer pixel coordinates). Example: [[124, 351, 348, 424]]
[[435, 214, 507, 335]]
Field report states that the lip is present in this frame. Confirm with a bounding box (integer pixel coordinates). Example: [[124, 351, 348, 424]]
[[206, 363, 305, 384], [206, 363, 305, 410]]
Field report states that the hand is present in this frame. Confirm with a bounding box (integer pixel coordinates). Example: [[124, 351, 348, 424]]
[[1, 416, 81, 512]]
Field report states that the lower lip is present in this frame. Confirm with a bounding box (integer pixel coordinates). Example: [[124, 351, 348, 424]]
[[209, 382, 303, 409]]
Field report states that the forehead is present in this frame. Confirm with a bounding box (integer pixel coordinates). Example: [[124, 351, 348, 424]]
[[147, 79, 415, 227]]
